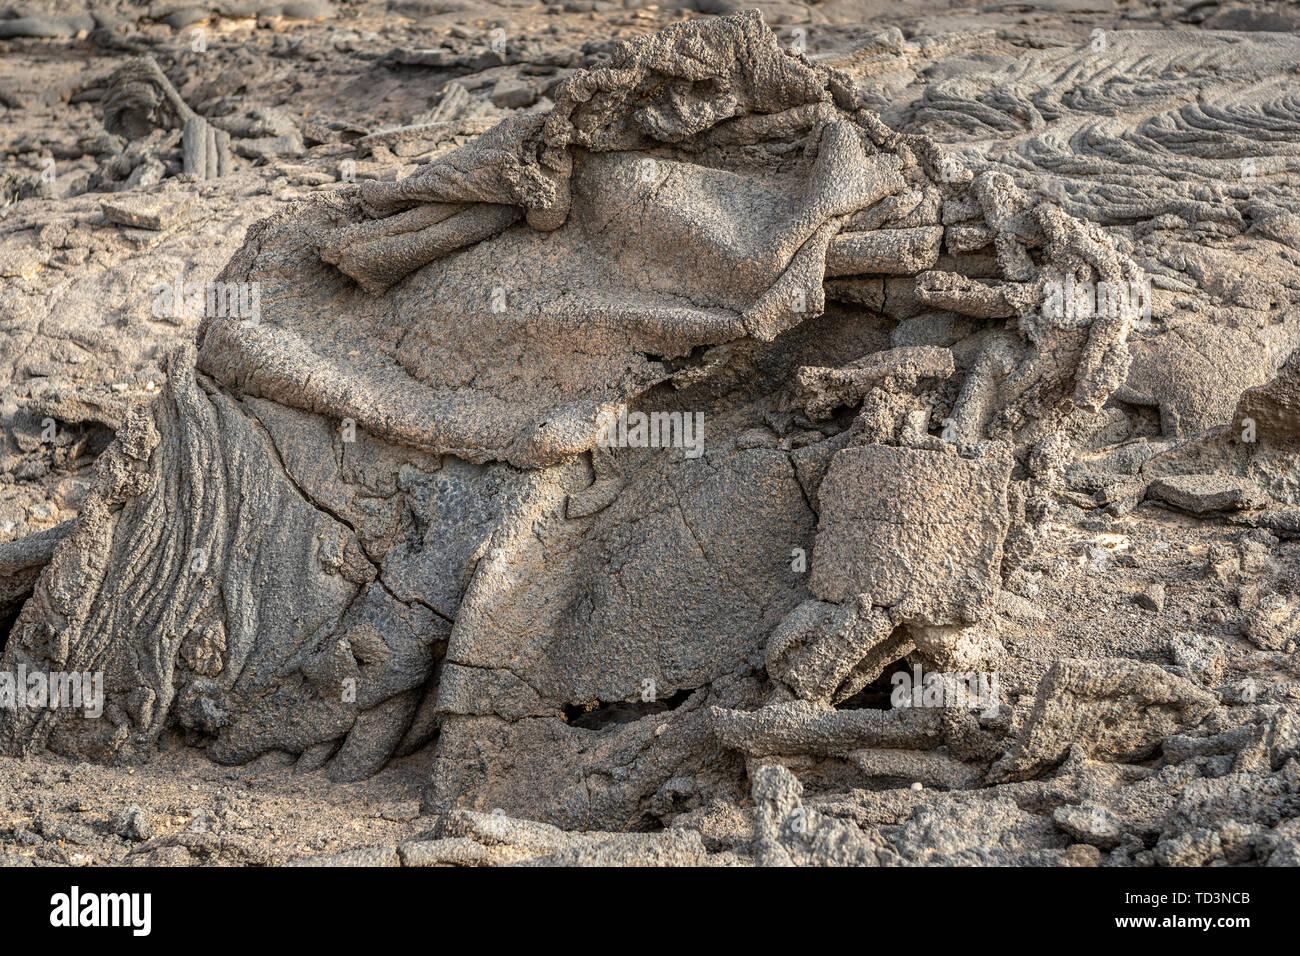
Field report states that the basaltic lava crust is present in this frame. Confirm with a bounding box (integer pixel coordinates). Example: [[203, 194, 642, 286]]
[[1, 0, 1300, 868]]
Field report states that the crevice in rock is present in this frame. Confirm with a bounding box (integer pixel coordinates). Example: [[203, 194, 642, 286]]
[[0, 601, 19, 656], [562, 687, 694, 731], [835, 656, 913, 711]]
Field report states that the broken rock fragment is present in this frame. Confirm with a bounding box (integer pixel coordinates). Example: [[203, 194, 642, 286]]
[[99, 194, 195, 232], [990, 658, 1217, 782], [1148, 474, 1269, 515], [101, 57, 232, 181], [792, 346, 954, 421], [1235, 351, 1300, 444], [765, 596, 904, 706], [810, 443, 1013, 625]]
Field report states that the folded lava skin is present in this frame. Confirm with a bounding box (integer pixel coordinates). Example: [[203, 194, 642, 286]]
[[3, 9, 1300, 863]]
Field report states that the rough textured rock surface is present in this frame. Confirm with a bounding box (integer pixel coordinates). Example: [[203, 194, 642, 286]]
[[2, 0, 1300, 868]]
